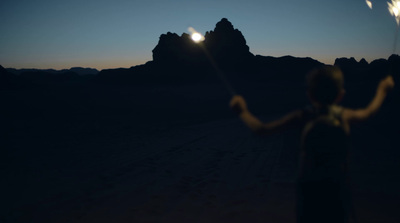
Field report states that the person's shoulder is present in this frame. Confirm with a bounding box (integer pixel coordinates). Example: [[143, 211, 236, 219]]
[[331, 104, 345, 118], [331, 104, 344, 112], [333, 105, 356, 123]]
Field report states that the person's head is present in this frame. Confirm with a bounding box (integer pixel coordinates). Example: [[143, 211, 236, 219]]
[[306, 65, 345, 106]]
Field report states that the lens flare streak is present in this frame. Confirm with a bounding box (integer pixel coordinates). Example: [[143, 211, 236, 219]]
[[188, 26, 236, 95]]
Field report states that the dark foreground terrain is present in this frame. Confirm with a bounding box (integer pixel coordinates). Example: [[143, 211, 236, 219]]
[[1, 79, 400, 223]]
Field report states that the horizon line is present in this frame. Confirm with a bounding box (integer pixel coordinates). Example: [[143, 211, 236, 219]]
[[3, 53, 399, 71]]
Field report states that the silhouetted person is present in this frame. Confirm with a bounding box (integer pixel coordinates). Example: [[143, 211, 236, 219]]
[[230, 65, 395, 223]]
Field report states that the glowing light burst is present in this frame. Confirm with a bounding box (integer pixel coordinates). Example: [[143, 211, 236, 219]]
[[188, 27, 205, 43], [366, 0, 373, 9], [387, 0, 400, 53], [388, 0, 400, 25], [191, 33, 203, 42]]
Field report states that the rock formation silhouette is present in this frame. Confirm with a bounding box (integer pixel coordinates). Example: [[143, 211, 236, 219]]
[[97, 18, 324, 84], [151, 18, 253, 68], [203, 18, 254, 66]]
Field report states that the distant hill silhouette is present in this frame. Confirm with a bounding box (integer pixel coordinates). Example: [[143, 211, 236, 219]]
[[334, 57, 368, 71], [6, 67, 99, 75], [3, 67, 98, 86], [334, 54, 400, 84], [2, 18, 399, 86], [0, 65, 19, 89]]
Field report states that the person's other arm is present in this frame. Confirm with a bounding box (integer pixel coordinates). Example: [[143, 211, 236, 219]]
[[230, 95, 303, 135], [342, 75, 395, 123]]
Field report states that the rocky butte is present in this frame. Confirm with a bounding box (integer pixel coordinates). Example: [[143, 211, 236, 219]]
[[96, 18, 326, 84]]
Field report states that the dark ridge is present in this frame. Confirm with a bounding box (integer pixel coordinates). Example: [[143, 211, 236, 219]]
[[6, 67, 99, 75], [1, 64, 19, 89]]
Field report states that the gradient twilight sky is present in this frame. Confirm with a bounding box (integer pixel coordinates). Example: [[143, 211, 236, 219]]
[[0, 0, 398, 70]]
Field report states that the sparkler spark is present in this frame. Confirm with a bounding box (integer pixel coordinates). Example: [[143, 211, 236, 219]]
[[388, 0, 400, 53], [388, 0, 400, 25], [366, 0, 372, 9]]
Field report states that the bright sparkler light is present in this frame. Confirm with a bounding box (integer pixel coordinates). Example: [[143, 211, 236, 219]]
[[191, 33, 203, 42], [188, 27, 205, 43], [366, 0, 373, 9], [388, 0, 400, 25]]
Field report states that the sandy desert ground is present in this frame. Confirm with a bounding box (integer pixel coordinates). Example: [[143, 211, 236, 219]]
[[2, 82, 399, 223]]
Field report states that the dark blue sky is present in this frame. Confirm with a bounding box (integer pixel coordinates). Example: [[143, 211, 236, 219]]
[[0, 0, 398, 70]]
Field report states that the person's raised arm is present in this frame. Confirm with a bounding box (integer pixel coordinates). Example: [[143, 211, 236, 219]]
[[342, 75, 395, 123], [230, 95, 303, 135]]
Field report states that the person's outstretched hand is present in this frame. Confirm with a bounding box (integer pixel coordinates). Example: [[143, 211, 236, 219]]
[[379, 75, 395, 92], [230, 95, 248, 115]]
